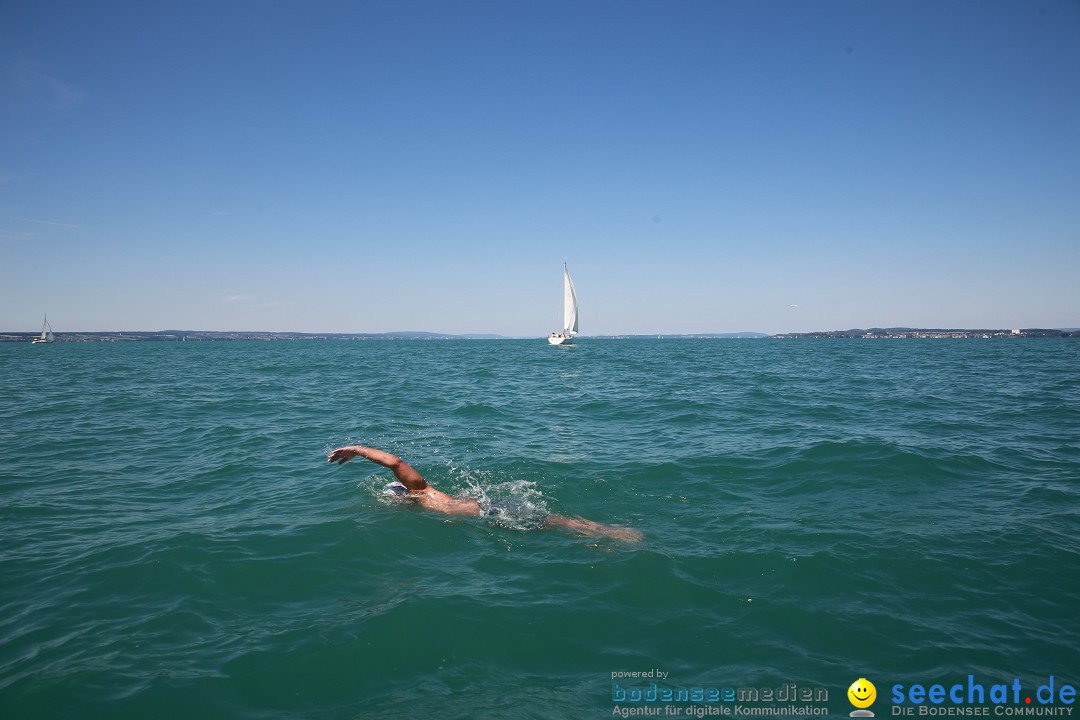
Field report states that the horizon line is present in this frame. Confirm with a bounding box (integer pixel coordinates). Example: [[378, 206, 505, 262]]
[[3, 326, 1078, 337]]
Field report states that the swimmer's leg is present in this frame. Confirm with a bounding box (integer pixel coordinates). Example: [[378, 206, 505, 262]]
[[544, 514, 642, 542]]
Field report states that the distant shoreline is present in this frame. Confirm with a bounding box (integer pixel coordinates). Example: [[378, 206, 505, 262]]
[[772, 327, 1079, 339], [2, 328, 1077, 342]]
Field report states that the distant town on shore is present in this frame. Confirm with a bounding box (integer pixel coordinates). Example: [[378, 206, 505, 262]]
[[2, 327, 1078, 342], [772, 327, 1079, 339]]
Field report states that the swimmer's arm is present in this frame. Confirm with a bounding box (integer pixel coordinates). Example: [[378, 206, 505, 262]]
[[327, 445, 429, 491]]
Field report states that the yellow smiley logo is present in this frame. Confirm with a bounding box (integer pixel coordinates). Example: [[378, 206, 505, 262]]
[[848, 678, 877, 709]]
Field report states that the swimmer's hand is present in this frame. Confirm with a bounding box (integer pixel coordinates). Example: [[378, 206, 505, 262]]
[[328, 446, 365, 464]]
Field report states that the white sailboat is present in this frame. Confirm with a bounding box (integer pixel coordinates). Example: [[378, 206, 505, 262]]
[[547, 263, 578, 345], [32, 314, 55, 344]]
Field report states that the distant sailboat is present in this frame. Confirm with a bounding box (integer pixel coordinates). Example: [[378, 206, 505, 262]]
[[32, 314, 55, 344], [547, 263, 578, 345]]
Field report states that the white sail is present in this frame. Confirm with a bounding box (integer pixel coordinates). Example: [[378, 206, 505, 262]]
[[33, 314, 55, 344], [562, 264, 578, 335], [547, 264, 580, 345]]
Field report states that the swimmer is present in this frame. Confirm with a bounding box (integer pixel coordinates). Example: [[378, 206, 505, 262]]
[[328, 445, 642, 541]]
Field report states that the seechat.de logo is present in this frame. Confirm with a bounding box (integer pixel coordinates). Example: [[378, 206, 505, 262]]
[[849, 678, 877, 717]]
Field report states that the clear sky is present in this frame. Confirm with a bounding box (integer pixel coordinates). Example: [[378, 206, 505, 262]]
[[2, 0, 1078, 336]]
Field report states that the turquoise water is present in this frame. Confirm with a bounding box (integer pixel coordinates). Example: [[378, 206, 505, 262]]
[[1, 339, 1077, 718]]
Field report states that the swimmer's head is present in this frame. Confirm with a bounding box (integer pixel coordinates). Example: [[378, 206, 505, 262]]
[[386, 482, 408, 496]]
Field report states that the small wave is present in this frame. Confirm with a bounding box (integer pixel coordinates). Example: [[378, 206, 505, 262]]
[[450, 402, 502, 418]]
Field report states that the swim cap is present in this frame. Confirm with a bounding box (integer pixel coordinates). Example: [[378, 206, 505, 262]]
[[386, 482, 408, 495]]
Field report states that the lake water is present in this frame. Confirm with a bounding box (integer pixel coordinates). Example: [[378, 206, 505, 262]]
[[1, 339, 1077, 718]]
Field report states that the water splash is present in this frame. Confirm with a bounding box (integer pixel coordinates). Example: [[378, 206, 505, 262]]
[[452, 464, 553, 530]]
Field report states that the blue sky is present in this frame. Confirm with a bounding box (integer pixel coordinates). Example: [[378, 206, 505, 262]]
[[2, 0, 1078, 335]]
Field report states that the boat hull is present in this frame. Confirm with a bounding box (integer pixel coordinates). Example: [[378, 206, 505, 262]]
[[547, 335, 574, 345]]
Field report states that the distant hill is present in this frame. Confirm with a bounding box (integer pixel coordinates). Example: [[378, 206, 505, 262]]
[[383, 331, 509, 339], [0, 330, 516, 342], [15, 327, 1074, 342], [1, 329, 771, 342], [773, 327, 1080, 339], [587, 332, 769, 339]]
